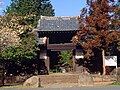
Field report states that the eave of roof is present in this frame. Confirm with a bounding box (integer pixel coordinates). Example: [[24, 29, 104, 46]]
[[36, 16, 80, 31]]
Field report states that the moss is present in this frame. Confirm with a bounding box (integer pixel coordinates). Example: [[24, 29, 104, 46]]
[[111, 82, 120, 85]]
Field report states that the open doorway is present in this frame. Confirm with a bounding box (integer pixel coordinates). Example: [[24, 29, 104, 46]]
[[49, 50, 73, 73], [49, 51, 60, 69]]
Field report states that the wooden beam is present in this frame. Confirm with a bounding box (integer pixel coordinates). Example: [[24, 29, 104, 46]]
[[47, 43, 76, 50]]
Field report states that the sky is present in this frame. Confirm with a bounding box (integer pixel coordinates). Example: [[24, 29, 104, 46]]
[[0, 0, 86, 16]]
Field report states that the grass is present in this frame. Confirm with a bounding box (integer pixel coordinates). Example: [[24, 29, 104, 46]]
[[50, 69, 62, 73], [111, 82, 120, 85]]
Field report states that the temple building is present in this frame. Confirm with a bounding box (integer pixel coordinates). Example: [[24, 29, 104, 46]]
[[35, 16, 84, 74]]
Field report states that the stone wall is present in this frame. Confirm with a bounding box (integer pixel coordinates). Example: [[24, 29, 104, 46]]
[[38, 73, 117, 86]]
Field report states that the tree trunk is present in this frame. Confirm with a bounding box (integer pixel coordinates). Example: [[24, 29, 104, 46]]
[[102, 49, 106, 75]]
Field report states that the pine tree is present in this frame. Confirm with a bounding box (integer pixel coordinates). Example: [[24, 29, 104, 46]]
[[5, 0, 55, 27], [5, 0, 54, 16]]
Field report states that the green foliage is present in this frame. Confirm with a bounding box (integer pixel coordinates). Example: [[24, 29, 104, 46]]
[[112, 82, 120, 85], [5, 0, 55, 16], [59, 50, 73, 67], [1, 0, 55, 62], [5, 0, 55, 27], [1, 32, 39, 63], [6, 0, 38, 16], [0, 14, 34, 54], [50, 69, 62, 73], [1, 0, 55, 75]]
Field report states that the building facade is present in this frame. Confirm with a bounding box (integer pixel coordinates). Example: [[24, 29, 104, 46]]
[[35, 16, 83, 74]]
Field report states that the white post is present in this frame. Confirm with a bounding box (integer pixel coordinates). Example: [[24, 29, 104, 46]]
[[102, 49, 106, 75]]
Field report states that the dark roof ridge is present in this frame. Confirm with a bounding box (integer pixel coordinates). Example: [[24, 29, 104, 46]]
[[41, 15, 78, 18], [40, 16, 78, 21]]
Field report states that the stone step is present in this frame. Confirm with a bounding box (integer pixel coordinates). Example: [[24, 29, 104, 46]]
[[38, 73, 117, 85], [39, 73, 79, 85]]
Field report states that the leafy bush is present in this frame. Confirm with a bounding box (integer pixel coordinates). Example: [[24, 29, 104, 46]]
[[50, 69, 62, 73], [58, 50, 73, 67]]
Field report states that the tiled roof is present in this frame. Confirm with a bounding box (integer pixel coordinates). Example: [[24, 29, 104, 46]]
[[37, 16, 79, 31]]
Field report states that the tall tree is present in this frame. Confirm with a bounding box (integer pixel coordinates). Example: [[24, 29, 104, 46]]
[[5, 0, 55, 27], [73, 0, 120, 75], [117, 0, 120, 51], [0, 14, 39, 75], [5, 0, 55, 16], [0, 14, 32, 52], [0, 14, 38, 64], [2, 0, 55, 75]]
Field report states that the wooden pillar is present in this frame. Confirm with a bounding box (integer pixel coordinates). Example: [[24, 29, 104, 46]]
[[72, 49, 76, 72], [44, 57, 50, 72], [72, 56, 76, 72], [44, 37, 50, 72]]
